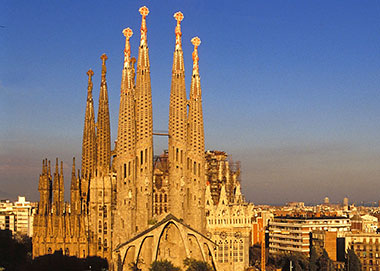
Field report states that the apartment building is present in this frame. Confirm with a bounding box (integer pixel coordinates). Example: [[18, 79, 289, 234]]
[[268, 216, 350, 255]]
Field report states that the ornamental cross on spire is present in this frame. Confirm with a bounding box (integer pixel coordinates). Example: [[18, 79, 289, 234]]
[[86, 69, 94, 96], [191, 37, 201, 74], [139, 6, 149, 46], [122, 28, 133, 68], [173, 11, 184, 50], [101, 53, 108, 79]]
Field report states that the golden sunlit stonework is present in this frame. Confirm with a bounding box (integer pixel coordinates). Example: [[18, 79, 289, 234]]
[[32, 6, 251, 271]]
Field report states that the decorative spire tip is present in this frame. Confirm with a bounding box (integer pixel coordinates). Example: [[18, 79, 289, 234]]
[[87, 69, 94, 78], [101, 53, 108, 63], [191, 37, 201, 74], [139, 6, 149, 17], [139, 6, 149, 46], [174, 11, 184, 50], [123, 27, 133, 39]]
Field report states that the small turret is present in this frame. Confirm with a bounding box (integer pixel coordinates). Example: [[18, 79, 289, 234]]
[[38, 159, 52, 215]]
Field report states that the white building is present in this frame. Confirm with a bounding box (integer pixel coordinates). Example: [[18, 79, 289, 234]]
[[268, 216, 350, 255], [0, 196, 35, 236]]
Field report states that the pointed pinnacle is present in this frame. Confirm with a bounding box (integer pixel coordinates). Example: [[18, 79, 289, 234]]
[[191, 37, 201, 74], [55, 158, 59, 174], [42, 159, 46, 174], [72, 157, 76, 177], [174, 11, 184, 50], [122, 28, 133, 68], [139, 6, 149, 46], [86, 69, 94, 96], [101, 54, 108, 79]]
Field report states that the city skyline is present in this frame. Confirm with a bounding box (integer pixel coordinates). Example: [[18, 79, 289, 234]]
[[2, 1, 380, 204]]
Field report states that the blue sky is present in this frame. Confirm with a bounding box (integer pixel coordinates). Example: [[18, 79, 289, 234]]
[[1, 0, 380, 204]]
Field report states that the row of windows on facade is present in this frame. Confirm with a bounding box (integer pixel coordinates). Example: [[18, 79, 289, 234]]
[[98, 220, 108, 234], [121, 148, 152, 179], [154, 206, 167, 214], [208, 218, 252, 225], [44, 248, 87, 257], [215, 239, 244, 263], [154, 194, 167, 203]]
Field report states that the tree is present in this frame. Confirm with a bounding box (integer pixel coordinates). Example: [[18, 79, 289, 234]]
[[129, 259, 142, 271], [280, 253, 309, 271], [317, 249, 332, 271], [309, 247, 318, 271], [149, 260, 180, 271], [183, 258, 213, 271], [0, 230, 31, 271], [346, 249, 361, 271]]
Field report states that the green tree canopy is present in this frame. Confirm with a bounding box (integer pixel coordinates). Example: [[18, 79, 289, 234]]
[[149, 260, 180, 271], [346, 249, 361, 271], [183, 258, 213, 271], [309, 247, 318, 271], [317, 249, 332, 271]]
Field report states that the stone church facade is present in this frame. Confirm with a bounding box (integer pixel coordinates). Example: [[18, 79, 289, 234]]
[[33, 6, 222, 271], [32, 6, 257, 271]]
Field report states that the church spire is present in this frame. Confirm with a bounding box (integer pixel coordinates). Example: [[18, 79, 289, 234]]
[[134, 5, 153, 233], [186, 37, 206, 232], [81, 69, 96, 203], [168, 11, 187, 219], [96, 54, 111, 177], [38, 159, 52, 215], [115, 27, 137, 242], [139, 6, 149, 47], [70, 157, 80, 214], [81, 69, 96, 183], [53, 158, 64, 215]]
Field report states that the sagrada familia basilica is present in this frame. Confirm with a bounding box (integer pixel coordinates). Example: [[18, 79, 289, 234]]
[[32, 6, 253, 271]]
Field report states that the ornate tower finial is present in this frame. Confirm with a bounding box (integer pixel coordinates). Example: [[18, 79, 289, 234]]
[[101, 53, 108, 81], [191, 37, 201, 75], [122, 28, 133, 68], [173, 11, 184, 50], [86, 69, 94, 96], [139, 6, 149, 46]]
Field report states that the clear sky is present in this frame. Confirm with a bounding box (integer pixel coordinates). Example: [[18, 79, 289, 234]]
[[1, 0, 380, 205]]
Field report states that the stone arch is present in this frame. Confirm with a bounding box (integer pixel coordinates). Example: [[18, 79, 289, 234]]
[[122, 245, 136, 270], [156, 221, 187, 268], [203, 242, 218, 271], [136, 236, 154, 270], [187, 233, 204, 261]]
